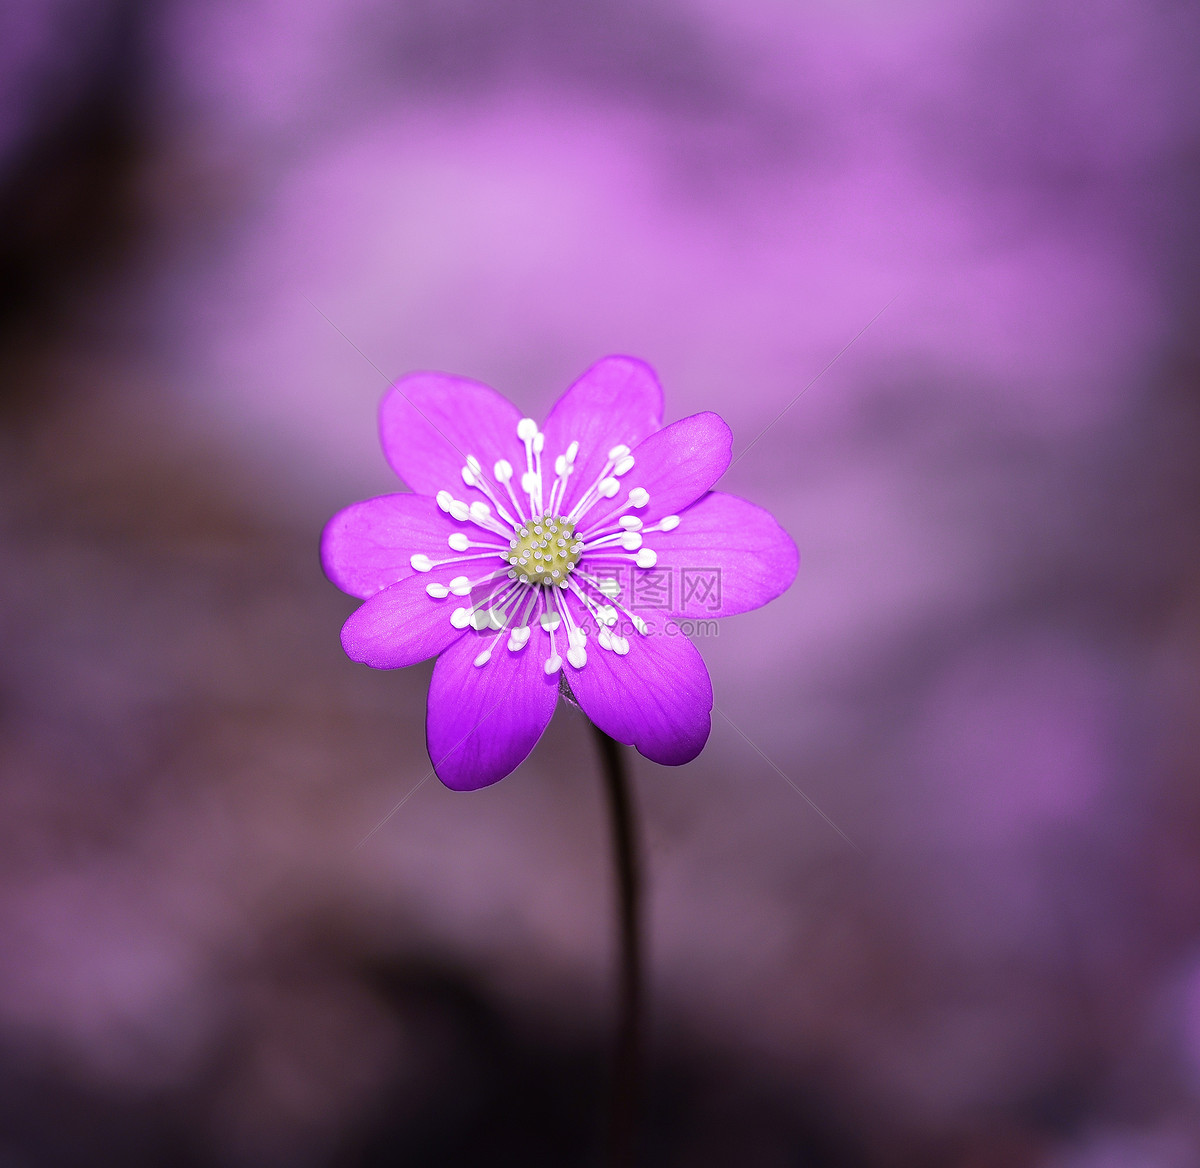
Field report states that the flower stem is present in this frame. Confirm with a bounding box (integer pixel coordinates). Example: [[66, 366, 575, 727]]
[[592, 724, 642, 1168]]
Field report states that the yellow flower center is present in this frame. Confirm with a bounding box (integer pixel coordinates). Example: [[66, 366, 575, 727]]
[[504, 516, 582, 586]]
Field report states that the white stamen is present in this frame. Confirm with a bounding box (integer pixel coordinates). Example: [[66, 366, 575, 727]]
[[597, 605, 618, 625], [611, 634, 630, 654], [448, 533, 471, 552], [572, 572, 649, 645], [466, 454, 481, 474], [494, 459, 513, 483], [521, 470, 539, 494], [613, 455, 635, 476], [426, 582, 450, 598], [628, 487, 649, 508], [619, 516, 643, 530], [635, 548, 657, 569], [540, 611, 561, 632], [461, 466, 475, 487], [544, 654, 562, 675], [620, 532, 643, 551], [598, 477, 620, 498], [608, 444, 630, 460], [469, 500, 492, 522], [450, 607, 472, 628], [448, 500, 470, 522], [554, 455, 567, 476], [410, 554, 433, 572], [473, 647, 492, 667], [566, 440, 580, 462], [659, 515, 680, 531], [507, 625, 531, 652], [449, 576, 472, 595], [436, 490, 454, 512], [533, 431, 545, 454], [567, 645, 587, 669], [517, 417, 538, 442]]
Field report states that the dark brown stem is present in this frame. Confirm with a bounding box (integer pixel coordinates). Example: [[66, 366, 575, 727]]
[[592, 724, 642, 1168]]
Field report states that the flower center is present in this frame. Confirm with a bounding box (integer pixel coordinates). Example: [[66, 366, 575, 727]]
[[503, 516, 583, 586]]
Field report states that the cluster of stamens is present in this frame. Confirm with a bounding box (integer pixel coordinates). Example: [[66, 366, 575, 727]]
[[505, 518, 582, 586], [406, 415, 686, 672]]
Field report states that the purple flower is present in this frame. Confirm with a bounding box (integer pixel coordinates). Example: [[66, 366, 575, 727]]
[[322, 357, 798, 791]]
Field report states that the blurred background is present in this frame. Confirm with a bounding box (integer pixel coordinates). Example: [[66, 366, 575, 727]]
[[2, 0, 1199, 1164]]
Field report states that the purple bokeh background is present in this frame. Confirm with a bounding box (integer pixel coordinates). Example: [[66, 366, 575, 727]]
[[2, 0, 1199, 1163]]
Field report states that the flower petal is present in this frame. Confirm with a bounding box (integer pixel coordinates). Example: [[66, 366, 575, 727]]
[[578, 412, 732, 532], [321, 493, 462, 599], [638, 491, 799, 618], [565, 599, 713, 766], [379, 372, 526, 498], [427, 627, 559, 791], [340, 570, 470, 669], [540, 356, 664, 516]]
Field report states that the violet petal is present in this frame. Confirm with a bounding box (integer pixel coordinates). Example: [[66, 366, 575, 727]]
[[565, 594, 713, 765], [540, 355, 663, 516], [427, 628, 559, 791], [341, 570, 469, 669], [380, 372, 526, 498], [321, 493, 463, 599], [641, 491, 799, 617]]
